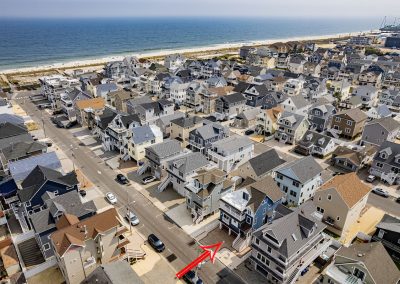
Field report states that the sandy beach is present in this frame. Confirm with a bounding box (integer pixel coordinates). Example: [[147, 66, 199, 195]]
[[0, 30, 375, 76]]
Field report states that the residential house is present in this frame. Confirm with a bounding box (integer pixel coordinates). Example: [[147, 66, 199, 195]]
[[314, 173, 370, 237], [327, 80, 352, 101], [82, 261, 143, 284], [320, 242, 400, 284], [203, 86, 234, 114], [154, 112, 185, 138], [92, 107, 117, 142], [372, 214, 400, 261], [94, 83, 118, 100], [366, 104, 392, 120], [189, 123, 229, 155], [208, 135, 254, 172], [39, 75, 80, 109], [358, 70, 383, 88], [352, 85, 378, 108], [383, 71, 400, 89], [129, 99, 174, 125], [219, 176, 284, 252], [243, 85, 268, 107], [29, 190, 96, 259], [281, 96, 310, 114], [0, 122, 32, 151], [303, 62, 321, 77], [50, 208, 130, 284], [59, 88, 92, 122], [360, 117, 399, 147], [330, 145, 377, 172], [301, 78, 326, 100], [255, 106, 283, 136], [308, 103, 336, 132], [0, 141, 47, 176], [287, 54, 307, 74], [185, 169, 233, 224], [231, 108, 262, 129], [379, 89, 400, 112], [275, 111, 310, 145], [169, 80, 190, 105], [238, 149, 286, 181], [169, 116, 204, 148], [141, 139, 187, 179], [75, 97, 105, 128], [369, 141, 400, 185], [262, 91, 287, 109], [158, 152, 213, 196], [215, 93, 247, 120], [164, 54, 186, 71], [294, 131, 336, 157], [108, 90, 137, 113], [274, 156, 323, 205], [338, 96, 363, 110], [128, 125, 163, 162], [250, 202, 329, 284], [329, 108, 368, 140], [283, 79, 303, 96], [102, 113, 141, 156], [276, 53, 289, 69]]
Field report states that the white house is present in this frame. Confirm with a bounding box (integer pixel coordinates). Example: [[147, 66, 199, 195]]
[[169, 81, 190, 105], [208, 135, 254, 172], [128, 125, 163, 162], [274, 156, 323, 205]]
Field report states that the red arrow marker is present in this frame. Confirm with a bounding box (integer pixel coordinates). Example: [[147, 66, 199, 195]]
[[176, 242, 223, 279]]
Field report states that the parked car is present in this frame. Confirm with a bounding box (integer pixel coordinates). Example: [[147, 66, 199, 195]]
[[79, 190, 87, 197], [142, 176, 156, 184], [116, 174, 129, 184], [244, 129, 255, 136], [372, 187, 389, 198], [65, 120, 78, 129], [106, 192, 117, 204], [183, 270, 203, 284], [148, 234, 165, 252], [126, 211, 140, 226], [366, 175, 376, 183]]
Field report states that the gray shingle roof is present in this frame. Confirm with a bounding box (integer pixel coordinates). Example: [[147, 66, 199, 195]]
[[191, 123, 228, 141], [367, 116, 399, 132], [247, 149, 286, 177], [221, 92, 246, 104], [82, 261, 144, 284], [376, 214, 400, 234], [254, 202, 326, 258], [169, 152, 209, 175], [0, 141, 47, 161], [0, 122, 27, 140], [170, 116, 203, 128], [131, 125, 155, 144], [276, 156, 323, 184], [146, 140, 182, 159], [210, 135, 253, 153]]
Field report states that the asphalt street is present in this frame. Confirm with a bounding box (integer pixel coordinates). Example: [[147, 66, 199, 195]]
[[16, 92, 245, 284]]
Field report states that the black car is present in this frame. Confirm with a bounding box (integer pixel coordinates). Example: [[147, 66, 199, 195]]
[[148, 234, 165, 252], [183, 270, 203, 284], [244, 129, 255, 136], [116, 174, 129, 184], [79, 190, 87, 197]]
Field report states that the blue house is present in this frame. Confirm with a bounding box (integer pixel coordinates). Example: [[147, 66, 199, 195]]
[[17, 166, 79, 217], [219, 176, 283, 252]]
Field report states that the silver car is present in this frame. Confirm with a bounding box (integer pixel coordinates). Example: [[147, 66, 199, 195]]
[[126, 211, 140, 226]]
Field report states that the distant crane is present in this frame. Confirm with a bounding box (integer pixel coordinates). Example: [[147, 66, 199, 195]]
[[380, 16, 387, 29]]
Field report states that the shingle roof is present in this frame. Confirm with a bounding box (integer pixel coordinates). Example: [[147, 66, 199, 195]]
[[0, 122, 27, 140], [51, 208, 121, 257], [169, 152, 209, 174], [82, 261, 144, 284], [366, 116, 400, 132], [375, 214, 400, 234], [276, 156, 322, 184], [146, 140, 182, 159], [0, 141, 47, 161], [336, 108, 368, 122], [318, 173, 370, 208], [220, 92, 246, 104], [254, 202, 325, 258], [170, 116, 203, 128], [131, 125, 159, 144], [247, 149, 286, 177], [210, 135, 253, 154], [336, 242, 400, 284], [248, 176, 284, 203]]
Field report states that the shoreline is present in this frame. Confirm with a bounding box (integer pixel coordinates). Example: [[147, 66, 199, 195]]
[[0, 29, 374, 75]]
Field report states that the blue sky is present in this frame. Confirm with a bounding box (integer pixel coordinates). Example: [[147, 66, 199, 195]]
[[1, 0, 399, 18]]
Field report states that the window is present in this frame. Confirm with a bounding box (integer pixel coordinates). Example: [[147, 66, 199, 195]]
[[43, 243, 51, 251], [317, 207, 324, 214], [335, 117, 341, 122], [283, 186, 288, 193], [376, 162, 384, 168], [346, 120, 353, 126], [327, 194, 332, 201], [267, 246, 272, 253], [292, 181, 300, 187], [277, 174, 283, 180], [255, 238, 260, 245], [289, 190, 297, 197], [345, 128, 351, 134], [353, 268, 366, 281], [336, 216, 340, 221]]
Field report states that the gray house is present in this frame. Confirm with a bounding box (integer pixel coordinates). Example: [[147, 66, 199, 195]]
[[370, 141, 400, 185], [215, 92, 247, 120], [308, 103, 336, 132], [275, 111, 310, 145], [294, 131, 336, 158], [360, 117, 399, 147], [189, 122, 229, 155], [250, 202, 330, 284], [185, 168, 233, 224]]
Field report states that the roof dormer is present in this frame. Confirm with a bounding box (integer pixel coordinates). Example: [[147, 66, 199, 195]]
[[379, 147, 392, 160]]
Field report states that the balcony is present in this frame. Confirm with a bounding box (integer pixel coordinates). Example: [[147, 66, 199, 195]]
[[83, 256, 96, 269], [115, 226, 129, 237], [220, 202, 245, 221]]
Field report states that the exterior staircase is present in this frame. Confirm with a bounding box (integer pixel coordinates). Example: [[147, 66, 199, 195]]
[[157, 176, 171, 193], [287, 268, 300, 284], [232, 234, 249, 253], [137, 161, 150, 176], [17, 238, 45, 268]]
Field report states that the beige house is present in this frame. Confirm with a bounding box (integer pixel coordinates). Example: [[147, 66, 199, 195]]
[[314, 173, 370, 237], [50, 209, 130, 284], [169, 116, 203, 148], [260, 56, 276, 69], [75, 97, 106, 128], [255, 106, 283, 135], [128, 125, 163, 162]]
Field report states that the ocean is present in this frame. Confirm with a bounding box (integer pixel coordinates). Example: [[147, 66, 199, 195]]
[[0, 17, 378, 71]]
